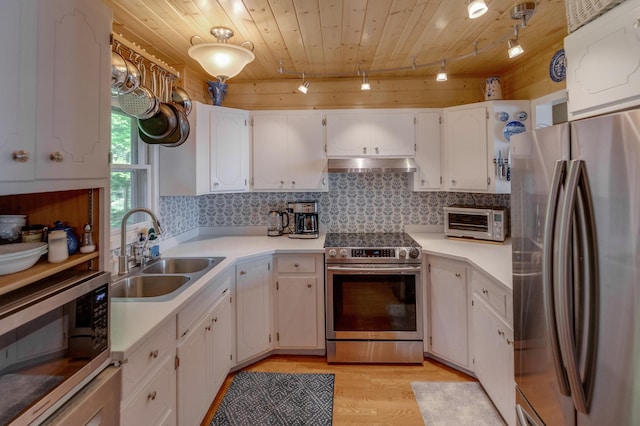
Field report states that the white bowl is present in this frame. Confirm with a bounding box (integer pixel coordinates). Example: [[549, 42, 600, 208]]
[[0, 242, 47, 275]]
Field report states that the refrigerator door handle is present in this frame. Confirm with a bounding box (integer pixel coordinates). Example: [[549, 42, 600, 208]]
[[557, 159, 599, 414], [542, 159, 571, 396]]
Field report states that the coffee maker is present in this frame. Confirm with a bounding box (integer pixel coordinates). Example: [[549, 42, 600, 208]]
[[287, 201, 319, 239]]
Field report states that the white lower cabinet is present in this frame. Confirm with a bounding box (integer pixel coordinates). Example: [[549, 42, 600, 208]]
[[274, 254, 325, 350], [121, 318, 177, 426], [427, 256, 469, 368], [235, 256, 272, 364], [472, 294, 515, 426], [177, 289, 231, 426]]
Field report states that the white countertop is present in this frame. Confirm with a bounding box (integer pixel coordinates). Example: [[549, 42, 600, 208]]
[[110, 232, 512, 361]]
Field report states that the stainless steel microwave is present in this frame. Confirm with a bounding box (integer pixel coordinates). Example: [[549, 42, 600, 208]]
[[444, 205, 509, 242], [0, 270, 111, 425]]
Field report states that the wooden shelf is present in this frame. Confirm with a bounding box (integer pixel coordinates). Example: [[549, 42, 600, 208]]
[[0, 251, 100, 296]]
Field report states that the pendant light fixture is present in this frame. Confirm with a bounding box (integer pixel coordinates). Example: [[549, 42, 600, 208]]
[[188, 27, 255, 82], [436, 60, 448, 81], [467, 0, 488, 19]]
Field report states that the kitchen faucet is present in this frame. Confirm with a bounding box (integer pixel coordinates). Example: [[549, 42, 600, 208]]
[[119, 207, 163, 275]]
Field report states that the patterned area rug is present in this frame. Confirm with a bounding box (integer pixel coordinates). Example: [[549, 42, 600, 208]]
[[211, 371, 334, 426], [411, 381, 505, 426]]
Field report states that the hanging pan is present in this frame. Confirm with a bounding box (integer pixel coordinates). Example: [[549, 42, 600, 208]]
[[118, 60, 159, 119]]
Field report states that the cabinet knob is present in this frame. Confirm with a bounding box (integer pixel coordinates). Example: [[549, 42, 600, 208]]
[[451, 179, 456, 185], [497, 329, 505, 336], [307, 283, 312, 288], [291, 180, 295, 185], [280, 180, 284, 185], [213, 317, 218, 323], [239, 270, 247, 275], [12, 150, 29, 162], [421, 179, 425, 184], [455, 272, 461, 277], [213, 182, 220, 186], [147, 391, 157, 400], [50, 152, 64, 162], [294, 263, 299, 268], [205, 325, 211, 331], [482, 288, 489, 295], [375, 146, 379, 154], [149, 349, 159, 358], [363, 147, 367, 154], [506, 338, 513, 345]]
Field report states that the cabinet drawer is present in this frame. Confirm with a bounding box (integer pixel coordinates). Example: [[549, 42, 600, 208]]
[[176, 278, 225, 339], [121, 317, 176, 400], [471, 269, 510, 322], [277, 256, 316, 273], [121, 355, 176, 426]]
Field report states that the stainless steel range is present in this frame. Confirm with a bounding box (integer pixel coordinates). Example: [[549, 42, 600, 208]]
[[324, 232, 423, 364]]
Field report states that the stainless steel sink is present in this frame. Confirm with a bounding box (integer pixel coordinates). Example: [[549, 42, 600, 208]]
[[141, 257, 224, 274], [111, 256, 226, 302], [111, 275, 191, 299]]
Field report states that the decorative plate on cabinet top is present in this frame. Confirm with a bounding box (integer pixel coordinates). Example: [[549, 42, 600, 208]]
[[549, 49, 566, 82], [503, 121, 526, 142], [498, 112, 509, 122]]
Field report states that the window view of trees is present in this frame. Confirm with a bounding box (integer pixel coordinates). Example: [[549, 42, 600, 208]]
[[110, 109, 147, 229]]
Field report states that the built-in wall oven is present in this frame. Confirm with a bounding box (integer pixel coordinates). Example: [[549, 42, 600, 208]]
[[0, 270, 111, 426], [325, 233, 423, 363]]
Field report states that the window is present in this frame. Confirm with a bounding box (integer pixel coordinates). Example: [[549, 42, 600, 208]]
[[110, 107, 154, 242]]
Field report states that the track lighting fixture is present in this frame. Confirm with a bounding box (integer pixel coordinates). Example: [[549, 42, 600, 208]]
[[298, 72, 310, 94], [436, 60, 447, 82], [467, 0, 488, 19], [507, 26, 524, 58], [361, 72, 371, 90]]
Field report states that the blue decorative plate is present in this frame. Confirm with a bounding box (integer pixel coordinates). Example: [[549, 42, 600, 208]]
[[549, 49, 566, 82], [503, 121, 526, 142], [498, 112, 509, 122]]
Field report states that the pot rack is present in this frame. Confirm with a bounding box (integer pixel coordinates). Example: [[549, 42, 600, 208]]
[[111, 33, 180, 80]]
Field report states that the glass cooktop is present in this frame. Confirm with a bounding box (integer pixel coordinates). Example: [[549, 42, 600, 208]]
[[324, 232, 420, 249]]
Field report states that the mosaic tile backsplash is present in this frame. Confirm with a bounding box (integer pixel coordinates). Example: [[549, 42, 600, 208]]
[[159, 173, 510, 238]]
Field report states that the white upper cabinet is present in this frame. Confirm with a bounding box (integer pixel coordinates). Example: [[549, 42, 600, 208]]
[[325, 110, 416, 157], [443, 101, 529, 193], [0, 0, 112, 193], [410, 110, 442, 191], [565, 0, 640, 120], [159, 102, 250, 195], [252, 111, 327, 191]]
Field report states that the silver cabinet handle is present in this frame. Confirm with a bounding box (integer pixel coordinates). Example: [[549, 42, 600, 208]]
[[50, 152, 63, 162], [12, 150, 29, 162]]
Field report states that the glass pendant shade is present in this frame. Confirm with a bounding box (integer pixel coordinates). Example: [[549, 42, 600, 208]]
[[188, 43, 255, 82]]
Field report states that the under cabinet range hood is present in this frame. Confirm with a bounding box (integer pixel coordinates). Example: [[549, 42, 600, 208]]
[[327, 158, 417, 173]]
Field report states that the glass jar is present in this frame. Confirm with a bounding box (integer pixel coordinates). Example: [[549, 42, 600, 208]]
[[21, 225, 47, 243]]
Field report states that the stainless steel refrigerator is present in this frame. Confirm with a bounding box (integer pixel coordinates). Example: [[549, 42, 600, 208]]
[[510, 108, 640, 425]]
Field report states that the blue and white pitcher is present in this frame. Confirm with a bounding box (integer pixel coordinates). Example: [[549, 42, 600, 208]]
[[481, 77, 503, 101]]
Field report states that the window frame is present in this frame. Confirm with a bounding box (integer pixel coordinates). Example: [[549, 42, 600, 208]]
[[109, 102, 160, 252]]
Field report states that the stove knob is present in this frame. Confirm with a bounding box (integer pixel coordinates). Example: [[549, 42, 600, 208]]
[[339, 249, 348, 258], [409, 248, 420, 259], [328, 249, 337, 257], [399, 249, 407, 258]]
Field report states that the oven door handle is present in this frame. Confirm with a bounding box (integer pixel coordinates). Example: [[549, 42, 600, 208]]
[[326, 265, 421, 273]]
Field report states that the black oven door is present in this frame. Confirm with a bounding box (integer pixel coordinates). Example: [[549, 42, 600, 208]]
[[325, 264, 423, 341]]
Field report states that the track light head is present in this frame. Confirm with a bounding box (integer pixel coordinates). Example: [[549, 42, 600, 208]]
[[436, 60, 448, 82], [361, 73, 371, 90], [467, 0, 488, 19]]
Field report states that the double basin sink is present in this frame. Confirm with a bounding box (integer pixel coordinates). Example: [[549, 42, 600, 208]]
[[111, 257, 226, 302]]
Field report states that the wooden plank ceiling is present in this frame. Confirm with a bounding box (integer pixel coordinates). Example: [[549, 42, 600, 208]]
[[104, 0, 567, 83]]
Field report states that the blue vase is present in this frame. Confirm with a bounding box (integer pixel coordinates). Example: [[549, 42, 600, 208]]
[[207, 81, 227, 106], [50, 220, 79, 255]]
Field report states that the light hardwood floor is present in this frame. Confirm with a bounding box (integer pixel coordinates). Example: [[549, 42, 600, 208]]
[[202, 355, 475, 425]]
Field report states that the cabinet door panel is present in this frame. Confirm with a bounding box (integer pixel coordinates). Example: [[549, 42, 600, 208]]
[[210, 109, 249, 191], [236, 258, 271, 363], [287, 113, 326, 190], [325, 112, 370, 156], [429, 258, 468, 368], [210, 292, 231, 398], [445, 107, 488, 191], [252, 114, 287, 189], [370, 111, 415, 156], [177, 315, 209, 426], [36, 0, 111, 180], [412, 111, 441, 191], [276, 277, 318, 348]]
